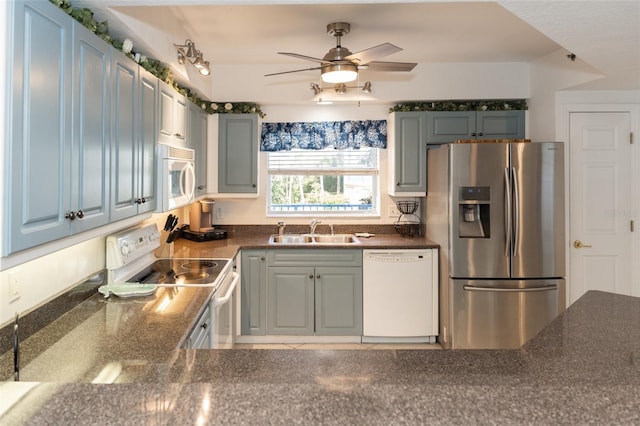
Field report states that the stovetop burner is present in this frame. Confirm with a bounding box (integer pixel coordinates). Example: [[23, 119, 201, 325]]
[[129, 258, 228, 285], [181, 260, 219, 270]]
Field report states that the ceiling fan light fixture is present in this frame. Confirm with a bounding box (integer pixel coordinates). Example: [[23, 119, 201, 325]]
[[321, 63, 358, 83], [362, 81, 372, 93], [310, 82, 323, 95]]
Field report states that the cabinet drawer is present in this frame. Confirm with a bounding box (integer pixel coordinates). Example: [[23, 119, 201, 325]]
[[267, 249, 362, 267]]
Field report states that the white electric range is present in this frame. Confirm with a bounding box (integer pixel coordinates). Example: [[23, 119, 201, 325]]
[[105, 224, 237, 348]]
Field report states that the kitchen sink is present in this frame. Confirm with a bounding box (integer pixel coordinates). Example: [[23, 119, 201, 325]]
[[312, 234, 359, 244], [268, 234, 360, 245], [270, 235, 314, 244]]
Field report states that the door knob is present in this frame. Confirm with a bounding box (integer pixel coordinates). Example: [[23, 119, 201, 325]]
[[573, 240, 592, 249]]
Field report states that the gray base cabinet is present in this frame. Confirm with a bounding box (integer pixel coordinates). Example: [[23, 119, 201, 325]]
[[314, 266, 363, 336], [267, 267, 315, 335], [241, 249, 363, 337], [240, 250, 267, 335]]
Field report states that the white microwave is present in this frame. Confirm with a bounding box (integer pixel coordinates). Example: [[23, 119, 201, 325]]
[[156, 143, 196, 212]]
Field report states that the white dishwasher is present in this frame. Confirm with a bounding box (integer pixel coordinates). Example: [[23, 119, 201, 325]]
[[362, 249, 438, 343]]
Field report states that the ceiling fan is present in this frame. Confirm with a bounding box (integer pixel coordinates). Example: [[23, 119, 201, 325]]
[[265, 22, 417, 83]]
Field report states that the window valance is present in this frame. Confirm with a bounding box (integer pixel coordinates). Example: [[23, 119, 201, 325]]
[[260, 120, 387, 151]]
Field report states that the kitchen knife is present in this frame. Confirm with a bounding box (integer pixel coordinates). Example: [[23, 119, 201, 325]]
[[163, 214, 174, 231], [170, 216, 179, 231]]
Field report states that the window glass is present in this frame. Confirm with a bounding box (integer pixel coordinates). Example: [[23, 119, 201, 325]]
[[267, 148, 379, 216]]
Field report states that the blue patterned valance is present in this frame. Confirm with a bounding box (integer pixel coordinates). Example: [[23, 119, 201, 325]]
[[260, 120, 387, 151]]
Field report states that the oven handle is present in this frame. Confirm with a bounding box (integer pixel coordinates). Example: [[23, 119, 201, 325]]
[[213, 272, 239, 307]]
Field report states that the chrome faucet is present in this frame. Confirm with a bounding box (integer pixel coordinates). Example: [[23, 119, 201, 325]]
[[310, 219, 321, 235], [277, 221, 286, 236]]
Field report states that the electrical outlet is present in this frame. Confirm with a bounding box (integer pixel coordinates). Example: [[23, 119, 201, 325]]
[[216, 207, 224, 219], [388, 205, 400, 217], [8, 272, 21, 302]]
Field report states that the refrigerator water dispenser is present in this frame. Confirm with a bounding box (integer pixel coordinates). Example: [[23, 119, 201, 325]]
[[458, 186, 490, 238]]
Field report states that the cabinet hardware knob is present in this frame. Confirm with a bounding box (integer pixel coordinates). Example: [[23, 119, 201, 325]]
[[478, 132, 483, 136], [396, 182, 400, 186], [252, 184, 257, 188], [175, 133, 182, 138], [261, 257, 265, 261], [65, 211, 76, 220], [316, 275, 320, 279], [471, 132, 477, 137], [141, 198, 146, 203], [309, 275, 314, 279], [202, 323, 207, 329], [76, 210, 84, 219], [198, 185, 205, 190], [135, 198, 142, 204]]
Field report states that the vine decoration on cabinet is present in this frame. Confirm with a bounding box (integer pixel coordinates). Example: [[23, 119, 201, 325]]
[[49, 0, 265, 118], [389, 99, 528, 113]]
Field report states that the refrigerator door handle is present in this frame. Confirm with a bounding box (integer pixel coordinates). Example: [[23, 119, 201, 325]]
[[512, 167, 520, 257], [504, 167, 512, 257], [463, 284, 558, 293]]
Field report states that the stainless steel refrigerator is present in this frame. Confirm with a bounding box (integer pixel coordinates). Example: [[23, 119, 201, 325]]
[[425, 142, 565, 349]]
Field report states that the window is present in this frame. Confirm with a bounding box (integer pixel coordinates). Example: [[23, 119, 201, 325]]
[[267, 148, 379, 216]]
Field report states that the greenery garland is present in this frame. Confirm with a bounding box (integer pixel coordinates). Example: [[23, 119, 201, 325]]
[[49, 0, 265, 118], [389, 99, 527, 113]]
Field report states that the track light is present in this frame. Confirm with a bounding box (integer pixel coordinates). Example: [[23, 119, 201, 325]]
[[174, 39, 211, 77]]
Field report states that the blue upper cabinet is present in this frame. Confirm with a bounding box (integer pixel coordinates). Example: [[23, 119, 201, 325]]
[[387, 112, 428, 196], [218, 114, 259, 194], [72, 20, 111, 234], [4, 0, 73, 255], [110, 49, 158, 221], [189, 102, 208, 196], [427, 110, 525, 143], [3, 1, 157, 256]]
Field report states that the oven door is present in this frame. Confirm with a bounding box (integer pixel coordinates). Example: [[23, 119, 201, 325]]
[[212, 271, 239, 349]]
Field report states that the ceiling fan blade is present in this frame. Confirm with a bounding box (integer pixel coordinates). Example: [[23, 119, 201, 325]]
[[264, 66, 323, 77], [278, 52, 330, 64], [345, 43, 403, 65], [365, 61, 417, 72]]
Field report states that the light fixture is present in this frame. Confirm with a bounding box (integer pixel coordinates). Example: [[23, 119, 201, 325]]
[[335, 83, 347, 95], [310, 81, 372, 96], [310, 82, 323, 95], [174, 39, 211, 77], [321, 63, 358, 83]]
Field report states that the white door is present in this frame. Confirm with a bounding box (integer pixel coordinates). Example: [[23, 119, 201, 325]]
[[569, 112, 634, 303]]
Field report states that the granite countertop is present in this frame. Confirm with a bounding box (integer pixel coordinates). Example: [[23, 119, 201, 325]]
[[169, 231, 439, 260], [1, 290, 639, 424]]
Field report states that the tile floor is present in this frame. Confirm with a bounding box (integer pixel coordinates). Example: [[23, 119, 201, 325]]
[[232, 343, 443, 350]]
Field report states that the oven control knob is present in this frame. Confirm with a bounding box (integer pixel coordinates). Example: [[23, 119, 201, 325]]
[[121, 242, 130, 255]]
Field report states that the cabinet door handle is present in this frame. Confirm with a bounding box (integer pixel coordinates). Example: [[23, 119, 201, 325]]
[[76, 210, 84, 219], [65, 211, 76, 221]]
